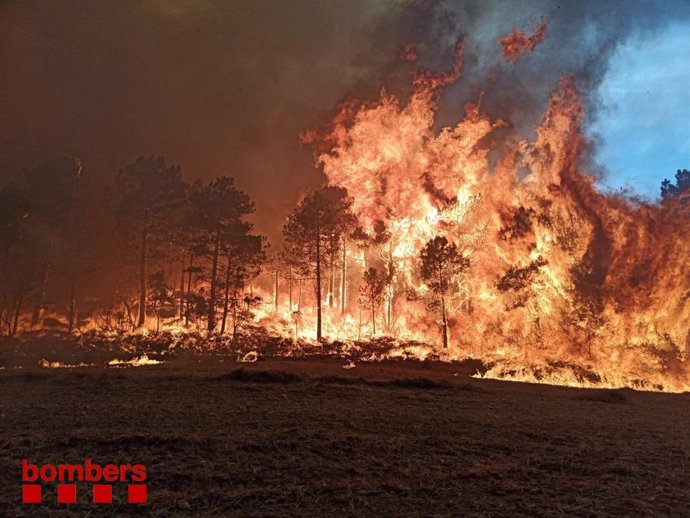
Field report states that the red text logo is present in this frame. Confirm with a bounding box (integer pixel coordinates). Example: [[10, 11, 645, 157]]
[[21, 459, 147, 505]]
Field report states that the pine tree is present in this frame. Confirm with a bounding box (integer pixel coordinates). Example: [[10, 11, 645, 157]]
[[185, 176, 260, 335], [282, 186, 356, 341], [419, 236, 469, 348], [115, 156, 185, 328], [359, 267, 386, 335]]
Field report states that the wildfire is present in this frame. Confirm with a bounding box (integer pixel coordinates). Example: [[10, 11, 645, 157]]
[[37, 356, 161, 368], [107, 355, 162, 367], [39, 359, 94, 369], [9, 21, 689, 395], [286, 33, 690, 393]]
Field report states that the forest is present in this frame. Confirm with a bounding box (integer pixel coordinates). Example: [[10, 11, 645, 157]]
[[0, 154, 477, 347]]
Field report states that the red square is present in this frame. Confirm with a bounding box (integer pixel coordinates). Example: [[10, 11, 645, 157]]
[[57, 484, 77, 504], [128, 484, 147, 504], [92, 484, 112, 504], [22, 484, 41, 504]]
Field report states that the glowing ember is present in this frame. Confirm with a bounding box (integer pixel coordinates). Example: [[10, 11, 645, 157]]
[[107, 355, 162, 367], [39, 359, 94, 369], [240, 351, 259, 363]]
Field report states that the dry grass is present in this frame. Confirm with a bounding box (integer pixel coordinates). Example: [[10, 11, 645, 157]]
[[1, 358, 689, 517]]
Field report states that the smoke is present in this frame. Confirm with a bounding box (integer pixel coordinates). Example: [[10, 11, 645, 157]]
[[359, 0, 690, 188], [0, 0, 688, 241], [374, 1, 689, 130]]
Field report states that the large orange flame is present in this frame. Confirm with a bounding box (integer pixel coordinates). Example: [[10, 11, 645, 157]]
[[292, 41, 689, 392]]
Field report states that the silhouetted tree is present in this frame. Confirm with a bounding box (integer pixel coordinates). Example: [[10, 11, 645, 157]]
[[22, 157, 84, 326], [359, 267, 386, 335], [115, 156, 185, 328], [220, 234, 267, 336], [278, 245, 304, 314], [336, 224, 367, 315], [496, 257, 548, 310], [186, 177, 257, 335], [148, 270, 174, 333], [0, 183, 30, 335], [282, 186, 356, 341], [359, 220, 394, 327], [419, 236, 469, 348], [268, 253, 282, 315], [229, 292, 263, 341], [661, 169, 690, 200]]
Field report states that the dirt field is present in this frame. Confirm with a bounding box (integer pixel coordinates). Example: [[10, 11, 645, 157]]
[[1, 358, 689, 517]]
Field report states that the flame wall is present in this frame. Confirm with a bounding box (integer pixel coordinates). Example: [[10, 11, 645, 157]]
[[299, 44, 690, 392]]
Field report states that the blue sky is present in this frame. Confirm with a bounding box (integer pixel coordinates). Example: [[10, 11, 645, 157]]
[[592, 22, 690, 200]]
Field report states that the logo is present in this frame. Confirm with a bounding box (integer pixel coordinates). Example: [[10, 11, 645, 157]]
[[21, 459, 147, 505]]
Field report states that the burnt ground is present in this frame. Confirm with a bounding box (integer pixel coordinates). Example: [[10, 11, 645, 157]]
[[1, 358, 689, 517]]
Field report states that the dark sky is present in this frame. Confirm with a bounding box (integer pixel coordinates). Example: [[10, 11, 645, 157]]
[[1, 0, 688, 240]]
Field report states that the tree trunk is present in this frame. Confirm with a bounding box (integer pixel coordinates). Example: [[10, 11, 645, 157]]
[[136, 213, 149, 328], [12, 292, 23, 337], [371, 304, 376, 335], [441, 295, 448, 349], [274, 269, 279, 314], [179, 252, 186, 320], [2, 308, 9, 337], [0, 243, 12, 327], [67, 273, 77, 334], [288, 267, 293, 312], [315, 236, 322, 341], [0, 243, 10, 290], [340, 240, 347, 314], [386, 291, 392, 329], [31, 260, 50, 326], [185, 254, 194, 327], [220, 256, 231, 335], [231, 300, 239, 342], [123, 298, 134, 329], [386, 242, 393, 329], [207, 232, 220, 334], [328, 250, 335, 308]]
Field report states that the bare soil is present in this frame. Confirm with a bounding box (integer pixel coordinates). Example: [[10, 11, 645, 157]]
[[1, 358, 689, 517]]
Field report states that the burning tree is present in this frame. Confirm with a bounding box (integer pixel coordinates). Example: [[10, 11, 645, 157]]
[[282, 186, 357, 341], [419, 236, 469, 349]]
